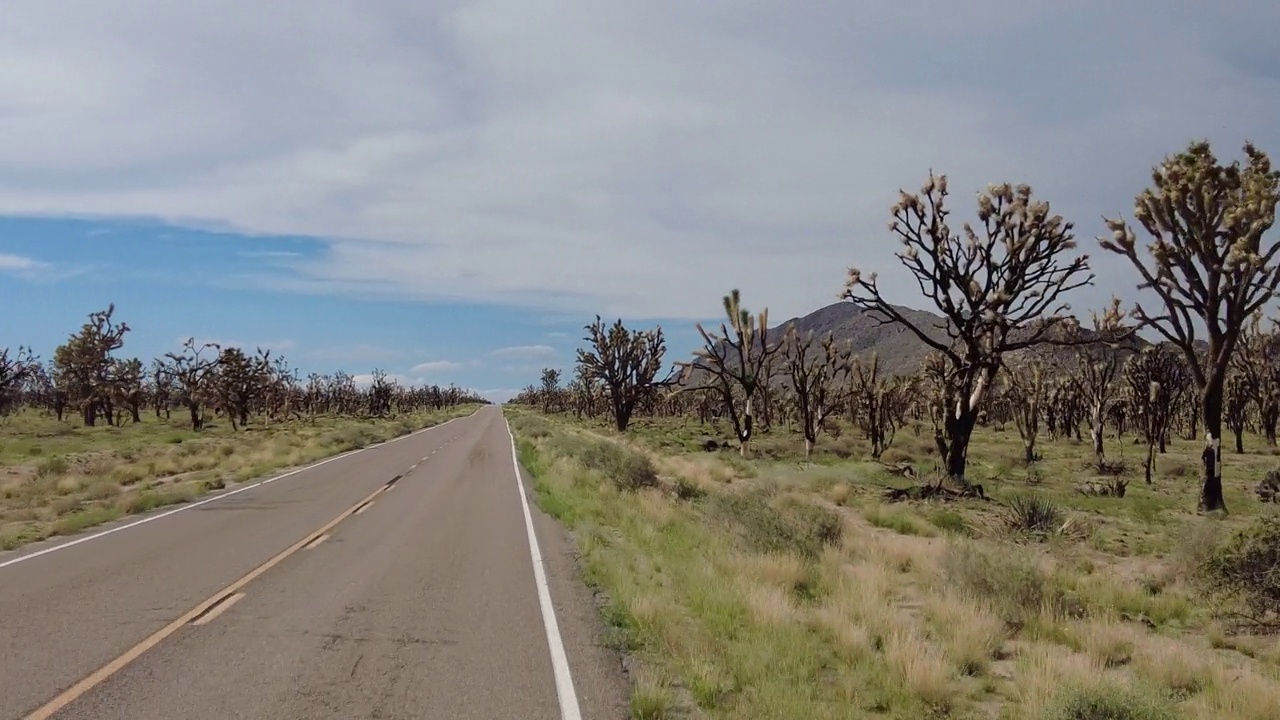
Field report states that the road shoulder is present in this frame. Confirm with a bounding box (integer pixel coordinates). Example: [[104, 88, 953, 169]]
[[510, 417, 633, 720]]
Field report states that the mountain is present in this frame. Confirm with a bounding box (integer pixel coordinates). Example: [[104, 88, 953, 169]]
[[673, 300, 1151, 386]]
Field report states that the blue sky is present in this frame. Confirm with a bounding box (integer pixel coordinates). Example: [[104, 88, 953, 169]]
[[1, 1, 1278, 401], [1, 216, 714, 401]]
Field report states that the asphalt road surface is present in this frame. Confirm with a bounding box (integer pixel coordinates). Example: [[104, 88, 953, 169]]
[[0, 406, 629, 719]]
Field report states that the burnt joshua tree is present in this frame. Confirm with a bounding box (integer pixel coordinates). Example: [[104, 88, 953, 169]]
[[1231, 312, 1280, 445], [780, 327, 852, 458], [1065, 300, 1130, 464], [539, 367, 561, 413], [0, 346, 40, 417], [842, 173, 1093, 486], [1124, 344, 1190, 484], [850, 352, 904, 460], [1101, 141, 1280, 513], [575, 316, 667, 432], [1004, 358, 1048, 465], [164, 338, 222, 430], [51, 304, 131, 427]]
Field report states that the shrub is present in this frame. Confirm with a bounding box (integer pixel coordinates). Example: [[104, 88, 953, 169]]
[[35, 456, 70, 478], [713, 490, 841, 559], [942, 541, 1082, 629], [672, 476, 705, 501], [1040, 682, 1179, 720], [1199, 514, 1280, 628], [573, 438, 659, 492]]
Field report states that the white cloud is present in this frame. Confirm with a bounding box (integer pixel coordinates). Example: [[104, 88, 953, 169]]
[[410, 359, 464, 375], [0, 2, 1276, 320], [0, 252, 86, 282], [478, 387, 524, 403], [0, 253, 47, 272], [351, 372, 409, 389]]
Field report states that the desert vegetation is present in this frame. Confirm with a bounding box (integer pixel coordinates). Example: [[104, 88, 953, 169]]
[[0, 304, 487, 550], [507, 140, 1280, 718]]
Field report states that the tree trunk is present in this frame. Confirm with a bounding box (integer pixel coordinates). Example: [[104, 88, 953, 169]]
[[1090, 406, 1105, 460], [1024, 441, 1037, 465], [1199, 385, 1227, 513], [1264, 410, 1278, 446], [1144, 443, 1155, 484], [944, 411, 978, 486]]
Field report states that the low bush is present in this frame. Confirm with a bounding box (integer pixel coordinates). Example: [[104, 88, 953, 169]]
[[1199, 514, 1280, 628], [713, 490, 841, 559]]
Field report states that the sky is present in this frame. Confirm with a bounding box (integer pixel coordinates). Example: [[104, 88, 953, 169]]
[[1, 1, 1278, 402]]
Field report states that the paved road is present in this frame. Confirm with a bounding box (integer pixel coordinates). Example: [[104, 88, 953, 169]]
[[0, 406, 628, 719]]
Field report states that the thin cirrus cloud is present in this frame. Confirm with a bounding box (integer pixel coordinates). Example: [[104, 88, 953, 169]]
[[0, 2, 1275, 323], [0, 253, 47, 272], [410, 360, 465, 375]]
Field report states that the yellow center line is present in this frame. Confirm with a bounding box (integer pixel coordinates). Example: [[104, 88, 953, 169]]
[[25, 482, 391, 720], [190, 593, 245, 626]]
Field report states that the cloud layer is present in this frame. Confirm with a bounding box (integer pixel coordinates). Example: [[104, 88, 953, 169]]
[[2, 1, 1278, 320]]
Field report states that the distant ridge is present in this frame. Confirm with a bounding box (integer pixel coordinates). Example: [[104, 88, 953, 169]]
[[673, 300, 1152, 386]]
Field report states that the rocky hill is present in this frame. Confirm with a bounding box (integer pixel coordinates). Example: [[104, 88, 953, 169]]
[[673, 300, 1151, 386]]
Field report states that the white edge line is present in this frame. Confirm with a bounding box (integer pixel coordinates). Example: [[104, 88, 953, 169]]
[[503, 414, 582, 720], [0, 409, 482, 571]]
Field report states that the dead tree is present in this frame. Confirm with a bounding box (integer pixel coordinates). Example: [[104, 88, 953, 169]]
[[1124, 344, 1189, 483], [1067, 300, 1130, 463], [842, 173, 1093, 486], [0, 346, 40, 417], [51, 304, 131, 426], [575, 316, 667, 432], [849, 352, 903, 459], [539, 368, 561, 413], [1101, 141, 1280, 513], [1224, 373, 1251, 454], [676, 289, 780, 456], [110, 357, 146, 424], [164, 338, 222, 430], [781, 327, 852, 458], [1005, 358, 1048, 464], [1231, 312, 1280, 445]]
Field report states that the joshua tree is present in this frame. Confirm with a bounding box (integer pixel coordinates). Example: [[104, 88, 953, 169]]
[[1100, 141, 1280, 513], [1231, 312, 1280, 445], [163, 338, 222, 430], [849, 352, 906, 460], [539, 367, 561, 413], [780, 327, 852, 458], [1066, 299, 1131, 464], [51, 304, 131, 426], [1005, 358, 1048, 465], [677, 289, 780, 456], [1224, 373, 1251, 454], [0, 346, 39, 417], [1124, 344, 1190, 483], [843, 173, 1093, 485], [575, 316, 667, 432]]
